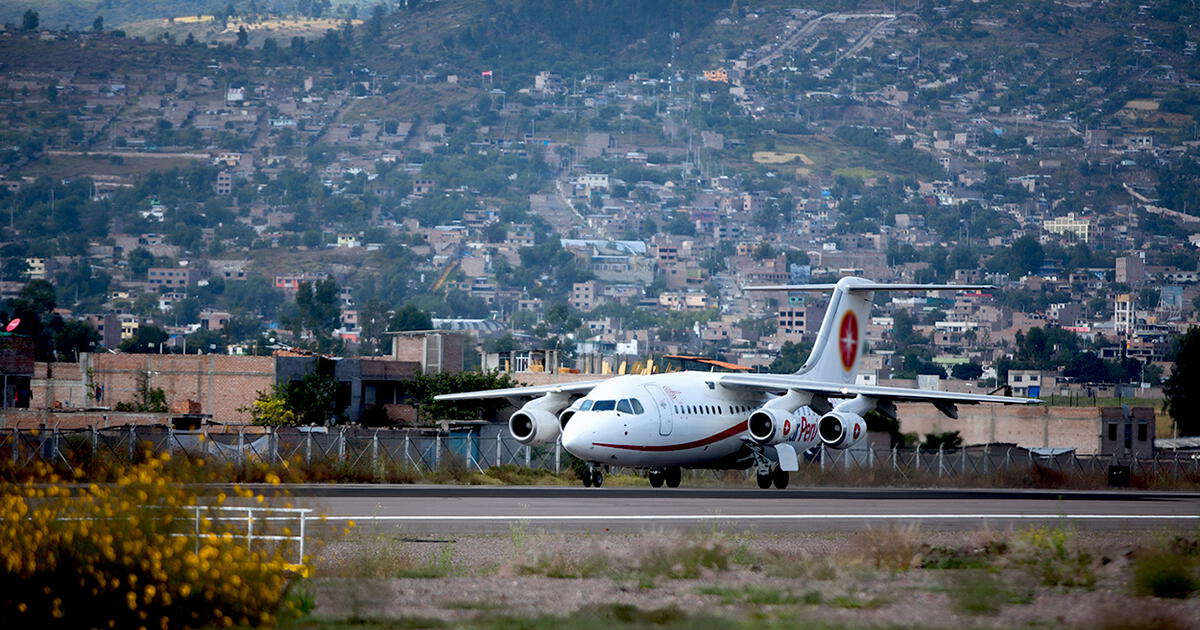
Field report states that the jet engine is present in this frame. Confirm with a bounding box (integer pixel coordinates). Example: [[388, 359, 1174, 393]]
[[508, 392, 572, 445], [747, 408, 799, 446], [509, 408, 560, 445], [816, 410, 867, 449]]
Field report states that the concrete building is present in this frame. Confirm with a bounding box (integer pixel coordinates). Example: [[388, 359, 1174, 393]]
[[1042, 213, 1092, 243]]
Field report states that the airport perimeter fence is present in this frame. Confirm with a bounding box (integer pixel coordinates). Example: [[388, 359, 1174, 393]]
[[2, 425, 1199, 485]]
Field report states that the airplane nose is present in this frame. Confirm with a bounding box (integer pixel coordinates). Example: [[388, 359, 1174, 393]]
[[560, 417, 592, 456]]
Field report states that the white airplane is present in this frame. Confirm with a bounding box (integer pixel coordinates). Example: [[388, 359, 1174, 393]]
[[435, 277, 1041, 489]]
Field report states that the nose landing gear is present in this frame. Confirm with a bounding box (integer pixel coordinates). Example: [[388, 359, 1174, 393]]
[[581, 464, 604, 488]]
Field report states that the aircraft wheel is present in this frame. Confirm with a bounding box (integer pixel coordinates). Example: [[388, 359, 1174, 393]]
[[756, 472, 772, 489], [581, 469, 593, 487], [648, 470, 664, 488], [665, 467, 682, 488], [592, 469, 604, 488], [772, 468, 790, 490]]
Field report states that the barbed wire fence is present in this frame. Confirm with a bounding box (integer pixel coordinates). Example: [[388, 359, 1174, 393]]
[[2, 425, 1198, 486]]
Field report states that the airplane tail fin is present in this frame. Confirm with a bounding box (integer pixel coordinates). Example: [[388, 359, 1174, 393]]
[[746, 278, 993, 384]]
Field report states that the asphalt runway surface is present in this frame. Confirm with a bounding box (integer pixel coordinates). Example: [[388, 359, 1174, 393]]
[[264, 485, 1200, 534]]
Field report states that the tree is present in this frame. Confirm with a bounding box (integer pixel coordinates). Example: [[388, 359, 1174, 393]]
[[119, 324, 169, 353], [295, 278, 340, 344], [399, 370, 521, 422], [127, 248, 155, 279], [22, 10, 39, 31], [245, 362, 341, 426], [237, 26, 250, 47], [921, 431, 962, 450], [1164, 328, 1200, 435], [92, 16, 103, 32], [388, 304, 432, 331], [54, 320, 100, 359], [767, 341, 812, 373], [950, 362, 983, 381]]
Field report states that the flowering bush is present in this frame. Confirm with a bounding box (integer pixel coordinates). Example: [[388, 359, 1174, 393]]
[[0, 454, 306, 628]]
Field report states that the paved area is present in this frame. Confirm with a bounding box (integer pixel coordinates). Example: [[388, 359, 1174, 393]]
[[265, 485, 1200, 534]]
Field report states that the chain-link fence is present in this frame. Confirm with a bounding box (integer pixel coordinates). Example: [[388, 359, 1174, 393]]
[[2, 425, 1198, 484]]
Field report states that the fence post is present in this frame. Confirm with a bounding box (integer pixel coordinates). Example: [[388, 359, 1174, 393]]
[[270, 427, 278, 464], [337, 427, 346, 461], [961, 447, 966, 476], [434, 432, 442, 470], [403, 433, 411, 469], [819, 443, 826, 473], [11, 428, 17, 464], [891, 445, 897, 472], [554, 441, 561, 474], [238, 428, 246, 468], [128, 425, 135, 462], [524, 444, 530, 468], [372, 430, 379, 470], [938, 444, 944, 478], [496, 433, 502, 466], [91, 425, 98, 455]]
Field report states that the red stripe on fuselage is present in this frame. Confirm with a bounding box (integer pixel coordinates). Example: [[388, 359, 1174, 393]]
[[592, 421, 748, 452]]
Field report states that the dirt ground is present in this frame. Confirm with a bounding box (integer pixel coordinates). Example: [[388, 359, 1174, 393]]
[[300, 527, 1200, 629]]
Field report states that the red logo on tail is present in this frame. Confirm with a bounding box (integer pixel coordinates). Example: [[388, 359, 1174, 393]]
[[838, 311, 859, 371]]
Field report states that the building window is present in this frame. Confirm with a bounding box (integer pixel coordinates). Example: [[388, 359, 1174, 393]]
[[1137, 424, 1148, 442], [1107, 423, 1117, 441]]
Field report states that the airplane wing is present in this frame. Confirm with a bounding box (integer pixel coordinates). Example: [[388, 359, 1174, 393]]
[[716, 373, 1040, 406], [433, 380, 605, 402]]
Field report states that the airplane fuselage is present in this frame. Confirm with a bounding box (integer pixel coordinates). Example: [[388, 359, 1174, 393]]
[[559, 371, 823, 468]]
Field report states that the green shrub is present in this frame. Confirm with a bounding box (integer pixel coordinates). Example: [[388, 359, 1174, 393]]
[[945, 570, 1034, 614], [1132, 550, 1199, 598], [1009, 525, 1095, 587]]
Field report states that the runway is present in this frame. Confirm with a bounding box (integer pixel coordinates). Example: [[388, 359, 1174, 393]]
[[266, 485, 1200, 534]]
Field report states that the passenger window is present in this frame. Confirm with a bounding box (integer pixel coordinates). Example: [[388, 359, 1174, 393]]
[[593, 400, 616, 411], [617, 399, 634, 414], [631, 399, 645, 414], [579, 400, 593, 411]]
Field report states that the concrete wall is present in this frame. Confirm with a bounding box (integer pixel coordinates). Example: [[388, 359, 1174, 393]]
[[896, 402, 1103, 454]]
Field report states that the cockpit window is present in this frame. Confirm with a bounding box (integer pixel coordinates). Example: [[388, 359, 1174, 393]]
[[579, 400, 593, 411], [630, 399, 645, 414], [592, 400, 616, 411], [617, 399, 634, 414]]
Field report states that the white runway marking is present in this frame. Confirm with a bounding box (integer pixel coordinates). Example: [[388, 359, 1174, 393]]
[[323, 514, 1200, 522]]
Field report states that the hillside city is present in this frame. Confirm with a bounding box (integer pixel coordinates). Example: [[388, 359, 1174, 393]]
[[0, 0, 1198, 425]]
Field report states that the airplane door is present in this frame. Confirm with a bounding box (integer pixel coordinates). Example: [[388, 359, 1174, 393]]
[[643, 385, 672, 436]]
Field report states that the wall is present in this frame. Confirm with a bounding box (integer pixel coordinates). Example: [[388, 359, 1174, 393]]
[[896, 403, 1102, 454], [31, 362, 89, 409], [87, 354, 275, 423], [0, 409, 172, 429]]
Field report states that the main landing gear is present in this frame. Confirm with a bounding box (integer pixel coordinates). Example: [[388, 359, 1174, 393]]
[[749, 443, 790, 489], [647, 467, 682, 488], [755, 467, 790, 489], [581, 464, 604, 488]]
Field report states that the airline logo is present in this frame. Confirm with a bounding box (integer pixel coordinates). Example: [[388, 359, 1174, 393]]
[[838, 310, 859, 371], [783, 419, 791, 436]]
